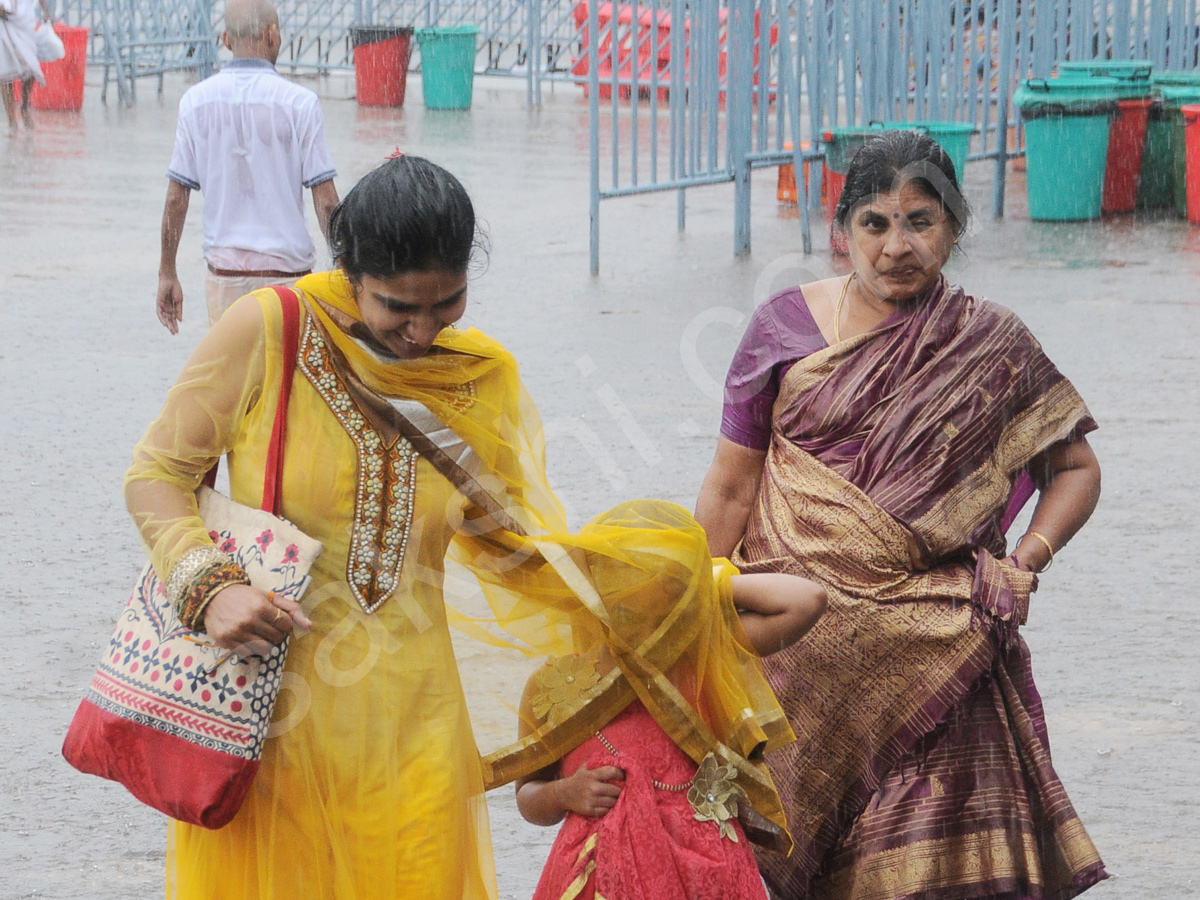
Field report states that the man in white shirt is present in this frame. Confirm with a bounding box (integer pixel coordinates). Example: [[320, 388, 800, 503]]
[[156, 0, 339, 332]]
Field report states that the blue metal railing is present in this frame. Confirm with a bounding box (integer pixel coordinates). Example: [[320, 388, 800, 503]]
[[586, 0, 1200, 271], [49, 1, 1200, 265]]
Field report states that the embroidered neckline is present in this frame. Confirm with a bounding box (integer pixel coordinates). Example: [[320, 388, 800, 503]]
[[298, 316, 416, 614]]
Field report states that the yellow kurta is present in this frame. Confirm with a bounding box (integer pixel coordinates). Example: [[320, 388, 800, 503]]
[[128, 291, 497, 900]]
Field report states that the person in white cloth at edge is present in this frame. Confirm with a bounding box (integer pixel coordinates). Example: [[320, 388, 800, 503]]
[[0, 0, 50, 132], [155, 0, 339, 334]]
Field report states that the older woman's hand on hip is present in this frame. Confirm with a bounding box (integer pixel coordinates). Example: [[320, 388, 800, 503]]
[[203, 584, 313, 657]]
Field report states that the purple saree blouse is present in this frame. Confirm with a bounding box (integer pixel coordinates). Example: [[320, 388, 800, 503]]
[[720, 287, 828, 451]]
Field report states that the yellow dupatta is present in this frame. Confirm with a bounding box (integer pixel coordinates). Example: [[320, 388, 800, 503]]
[[295, 271, 796, 849]]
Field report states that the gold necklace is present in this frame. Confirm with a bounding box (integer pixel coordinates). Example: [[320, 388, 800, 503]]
[[833, 273, 854, 344]]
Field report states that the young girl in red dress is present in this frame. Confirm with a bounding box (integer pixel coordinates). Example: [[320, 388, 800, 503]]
[[516, 563, 826, 900]]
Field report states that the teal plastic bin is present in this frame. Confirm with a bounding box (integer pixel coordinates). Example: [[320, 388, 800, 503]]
[[1056, 59, 1153, 95], [821, 121, 974, 217], [820, 127, 881, 217], [1149, 71, 1200, 90], [877, 121, 975, 182], [416, 24, 478, 109], [1049, 69, 1153, 212], [822, 127, 879, 173], [1014, 78, 1120, 220]]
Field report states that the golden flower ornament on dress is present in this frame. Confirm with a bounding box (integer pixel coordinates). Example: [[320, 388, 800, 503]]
[[531, 655, 600, 725], [688, 753, 748, 842]]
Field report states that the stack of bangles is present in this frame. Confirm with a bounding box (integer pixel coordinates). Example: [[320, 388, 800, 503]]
[[1013, 530, 1055, 574], [165, 545, 251, 631]]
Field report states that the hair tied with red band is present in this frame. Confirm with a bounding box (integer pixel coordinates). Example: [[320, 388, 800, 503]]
[[386, 147, 404, 160]]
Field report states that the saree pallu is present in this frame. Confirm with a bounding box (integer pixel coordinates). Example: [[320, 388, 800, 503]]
[[736, 281, 1106, 900]]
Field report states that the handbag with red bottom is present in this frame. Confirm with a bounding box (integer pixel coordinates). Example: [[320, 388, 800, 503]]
[[62, 287, 322, 828]]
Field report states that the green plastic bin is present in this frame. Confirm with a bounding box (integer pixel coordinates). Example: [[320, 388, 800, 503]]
[[1154, 78, 1200, 215], [416, 24, 478, 109], [1139, 100, 1175, 208], [820, 121, 973, 255], [1014, 79, 1120, 220]]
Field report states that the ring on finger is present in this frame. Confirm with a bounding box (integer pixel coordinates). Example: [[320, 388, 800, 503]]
[[273, 607, 285, 623]]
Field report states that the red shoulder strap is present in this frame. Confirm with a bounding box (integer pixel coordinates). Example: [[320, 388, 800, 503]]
[[261, 286, 302, 514]]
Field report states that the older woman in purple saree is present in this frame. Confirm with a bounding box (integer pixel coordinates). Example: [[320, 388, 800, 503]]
[[695, 131, 1106, 900]]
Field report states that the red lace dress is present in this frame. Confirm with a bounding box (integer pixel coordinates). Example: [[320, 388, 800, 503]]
[[530, 700, 768, 900]]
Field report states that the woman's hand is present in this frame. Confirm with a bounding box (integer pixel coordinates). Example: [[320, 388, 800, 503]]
[[1000, 553, 1036, 573], [203, 584, 313, 657], [553, 762, 625, 818]]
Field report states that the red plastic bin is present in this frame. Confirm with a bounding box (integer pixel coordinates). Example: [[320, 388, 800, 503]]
[[350, 25, 413, 107], [1101, 97, 1152, 213], [30, 24, 89, 111], [1183, 104, 1200, 225]]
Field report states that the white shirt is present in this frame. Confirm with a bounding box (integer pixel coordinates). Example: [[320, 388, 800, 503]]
[[167, 58, 337, 273]]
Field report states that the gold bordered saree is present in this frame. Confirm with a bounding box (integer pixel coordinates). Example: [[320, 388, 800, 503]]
[[736, 280, 1107, 900], [126, 271, 794, 900]]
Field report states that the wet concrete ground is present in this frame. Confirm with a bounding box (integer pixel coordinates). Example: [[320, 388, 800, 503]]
[[2, 68, 1198, 899]]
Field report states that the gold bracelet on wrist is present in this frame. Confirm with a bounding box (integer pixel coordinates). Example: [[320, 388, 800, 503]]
[[178, 562, 251, 631], [1022, 530, 1055, 572], [165, 545, 231, 609]]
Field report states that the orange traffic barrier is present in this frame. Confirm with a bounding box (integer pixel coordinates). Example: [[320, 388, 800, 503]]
[[776, 141, 810, 204]]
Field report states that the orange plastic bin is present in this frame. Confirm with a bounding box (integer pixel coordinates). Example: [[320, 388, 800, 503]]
[[351, 25, 413, 107], [30, 24, 89, 111], [1182, 104, 1200, 225]]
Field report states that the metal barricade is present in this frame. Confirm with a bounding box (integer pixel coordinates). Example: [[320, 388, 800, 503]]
[[587, 0, 1200, 271], [586, 0, 808, 271], [66, 0, 218, 105]]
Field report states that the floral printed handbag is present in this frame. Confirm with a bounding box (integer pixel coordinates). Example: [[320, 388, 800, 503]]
[[62, 287, 322, 829]]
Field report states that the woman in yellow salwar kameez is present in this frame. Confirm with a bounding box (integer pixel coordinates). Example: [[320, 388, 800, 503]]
[[126, 155, 796, 900]]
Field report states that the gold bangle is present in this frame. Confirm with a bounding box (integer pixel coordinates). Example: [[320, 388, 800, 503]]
[[1023, 530, 1055, 572], [179, 562, 251, 631], [165, 545, 230, 609]]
